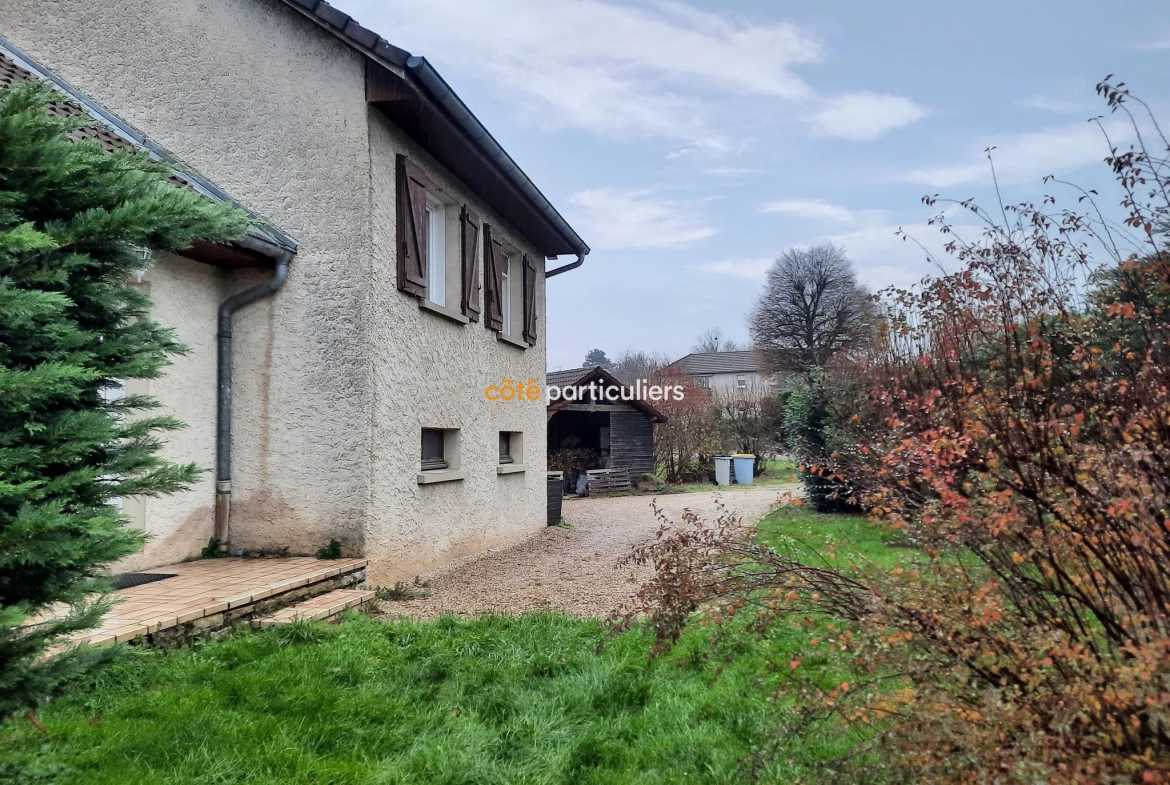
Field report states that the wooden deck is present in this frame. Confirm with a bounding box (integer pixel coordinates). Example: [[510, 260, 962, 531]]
[[68, 557, 369, 645]]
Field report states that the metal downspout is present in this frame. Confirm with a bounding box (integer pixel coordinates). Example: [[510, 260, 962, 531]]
[[545, 253, 584, 278], [214, 237, 294, 548]]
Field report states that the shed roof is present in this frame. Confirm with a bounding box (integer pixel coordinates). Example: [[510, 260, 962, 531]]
[[546, 366, 667, 423], [547, 367, 594, 387], [0, 36, 296, 265], [665, 351, 760, 376]]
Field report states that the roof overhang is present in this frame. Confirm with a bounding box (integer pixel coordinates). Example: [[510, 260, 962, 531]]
[[278, 0, 589, 266], [0, 35, 297, 269]]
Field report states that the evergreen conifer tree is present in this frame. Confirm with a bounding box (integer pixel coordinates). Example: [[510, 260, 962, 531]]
[[0, 82, 247, 721]]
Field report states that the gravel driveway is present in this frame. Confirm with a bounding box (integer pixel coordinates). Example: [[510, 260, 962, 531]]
[[376, 486, 792, 620]]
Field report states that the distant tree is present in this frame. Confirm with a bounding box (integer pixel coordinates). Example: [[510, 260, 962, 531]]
[[0, 82, 248, 723], [582, 348, 611, 369], [611, 350, 672, 385], [692, 327, 741, 354], [748, 244, 870, 373], [714, 382, 785, 476], [652, 365, 724, 483]]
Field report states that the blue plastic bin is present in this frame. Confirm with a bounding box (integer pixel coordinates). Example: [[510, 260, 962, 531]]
[[732, 454, 755, 484]]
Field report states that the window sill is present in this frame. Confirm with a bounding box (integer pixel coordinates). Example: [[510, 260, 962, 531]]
[[496, 463, 527, 475], [496, 332, 529, 350], [417, 469, 467, 485], [419, 299, 469, 325]]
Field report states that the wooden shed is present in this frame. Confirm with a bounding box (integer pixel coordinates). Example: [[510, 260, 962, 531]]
[[546, 367, 667, 486]]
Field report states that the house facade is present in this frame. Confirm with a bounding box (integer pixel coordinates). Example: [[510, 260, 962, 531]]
[[0, 0, 588, 585], [662, 351, 776, 397]]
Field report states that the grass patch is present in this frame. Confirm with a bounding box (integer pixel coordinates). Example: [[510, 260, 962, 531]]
[[0, 505, 909, 784], [0, 612, 860, 784], [756, 504, 916, 570]]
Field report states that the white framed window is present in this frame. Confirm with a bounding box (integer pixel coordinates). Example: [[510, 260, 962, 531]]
[[499, 255, 512, 336], [736, 374, 747, 388], [99, 381, 126, 509], [697, 376, 711, 389], [425, 195, 447, 307]]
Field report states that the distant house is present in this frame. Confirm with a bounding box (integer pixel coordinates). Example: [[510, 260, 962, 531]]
[[662, 351, 776, 396], [547, 367, 666, 483]]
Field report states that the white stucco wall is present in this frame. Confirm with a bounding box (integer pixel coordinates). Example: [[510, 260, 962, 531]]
[[365, 114, 548, 583], [0, 0, 550, 583], [116, 253, 224, 570], [704, 371, 764, 396]]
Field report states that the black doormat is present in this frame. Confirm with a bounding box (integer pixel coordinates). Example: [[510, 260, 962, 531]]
[[111, 572, 177, 591]]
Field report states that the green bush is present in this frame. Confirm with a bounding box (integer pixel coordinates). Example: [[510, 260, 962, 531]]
[[0, 81, 247, 722]]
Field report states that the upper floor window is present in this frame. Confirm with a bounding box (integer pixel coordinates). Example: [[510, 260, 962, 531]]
[[425, 195, 447, 307], [397, 154, 481, 322], [736, 374, 747, 389], [697, 376, 711, 389], [500, 254, 511, 336]]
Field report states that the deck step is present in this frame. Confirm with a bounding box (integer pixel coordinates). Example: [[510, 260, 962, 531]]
[[251, 588, 375, 629]]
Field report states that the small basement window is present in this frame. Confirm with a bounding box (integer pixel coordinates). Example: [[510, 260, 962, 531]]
[[421, 428, 448, 471], [499, 432, 514, 464]]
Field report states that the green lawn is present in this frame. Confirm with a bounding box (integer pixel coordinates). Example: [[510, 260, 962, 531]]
[[1, 506, 897, 785]]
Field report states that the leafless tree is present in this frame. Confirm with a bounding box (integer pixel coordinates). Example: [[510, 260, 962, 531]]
[[748, 244, 870, 373], [610, 350, 673, 385], [692, 327, 741, 353]]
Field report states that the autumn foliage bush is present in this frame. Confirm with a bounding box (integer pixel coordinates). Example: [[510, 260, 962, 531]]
[[652, 365, 725, 483], [622, 80, 1170, 784]]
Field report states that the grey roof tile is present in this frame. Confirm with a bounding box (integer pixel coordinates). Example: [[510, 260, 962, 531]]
[[343, 21, 379, 49], [668, 351, 759, 375], [313, 2, 350, 29]]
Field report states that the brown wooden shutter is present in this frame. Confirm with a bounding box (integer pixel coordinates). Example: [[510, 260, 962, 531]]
[[460, 206, 481, 321], [522, 253, 538, 345], [396, 154, 428, 297], [482, 224, 504, 331]]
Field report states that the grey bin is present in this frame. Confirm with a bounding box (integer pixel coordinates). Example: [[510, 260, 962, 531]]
[[732, 455, 755, 485], [714, 456, 732, 486], [547, 472, 564, 525]]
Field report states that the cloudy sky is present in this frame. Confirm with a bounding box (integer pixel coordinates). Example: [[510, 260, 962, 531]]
[[334, 0, 1169, 369]]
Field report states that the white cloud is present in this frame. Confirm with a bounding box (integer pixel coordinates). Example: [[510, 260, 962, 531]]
[[1015, 95, 1085, 114], [1133, 35, 1170, 51], [691, 257, 774, 281], [693, 211, 979, 292], [759, 198, 857, 222], [568, 188, 716, 249], [904, 121, 1122, 189], [703, 166, 764, 179], [344, 0, 823, 143], [810, 92, 929, 140]]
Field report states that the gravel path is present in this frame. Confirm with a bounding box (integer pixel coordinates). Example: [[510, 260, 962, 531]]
[[375, 486, 793, 621]]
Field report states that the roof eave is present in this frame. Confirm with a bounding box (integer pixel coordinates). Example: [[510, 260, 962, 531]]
[[0, 35, 298, 262], [276, 0, 587, 266]]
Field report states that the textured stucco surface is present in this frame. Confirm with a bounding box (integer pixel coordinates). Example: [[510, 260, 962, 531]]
[[0, 0, 550, 582], [115, 253, 224, 571], [365, 113, 548, 585]]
